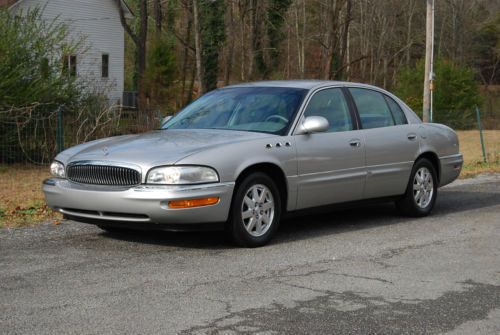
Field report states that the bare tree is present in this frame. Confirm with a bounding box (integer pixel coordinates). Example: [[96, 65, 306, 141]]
[[153, 0, 162, 35], [192, 0, 204, 95], [115, 0, 148, 110], [224, 0, 236, 85]]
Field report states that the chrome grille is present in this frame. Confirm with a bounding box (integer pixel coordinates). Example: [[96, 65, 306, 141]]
[[67, 164, 141, 186]]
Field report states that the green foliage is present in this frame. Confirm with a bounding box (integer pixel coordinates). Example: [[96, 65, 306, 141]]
[[0, 7, 119, 163], [267, 0, 292, 72], [145, 37, 176, 90], [144, 36, 177, 109], [0, 7, 83, 112], [395, 59, 483, 128], [164, 0, 178, 32], [200, 0, 225, 92]]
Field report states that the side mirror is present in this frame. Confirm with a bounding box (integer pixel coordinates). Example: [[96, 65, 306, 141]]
[[297, 116, 329, 134], [161, 115, 172, 128]]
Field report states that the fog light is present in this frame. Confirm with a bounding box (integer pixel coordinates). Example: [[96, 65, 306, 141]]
[[168, 197, 219, 209]]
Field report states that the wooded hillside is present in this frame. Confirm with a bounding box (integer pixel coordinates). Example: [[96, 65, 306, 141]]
[[118, 0, 499, 115]]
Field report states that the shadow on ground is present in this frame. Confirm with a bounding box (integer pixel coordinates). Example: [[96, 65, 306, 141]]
[[98, 188, 499, 249]]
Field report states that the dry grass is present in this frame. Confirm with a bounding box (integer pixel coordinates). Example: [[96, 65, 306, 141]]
[[456, 130, 500, 178], [0, 165, 61, 228], [0, 130, 498, 227], [457, 130, 499, 164]]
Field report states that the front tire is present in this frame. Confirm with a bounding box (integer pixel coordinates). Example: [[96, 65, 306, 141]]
[[98, 225, 130, 234], [396, 158, 438, 217], [227, 172, 281, 247]]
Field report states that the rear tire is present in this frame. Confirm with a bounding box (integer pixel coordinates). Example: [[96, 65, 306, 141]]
[[226, 172, 281, 247], [396, 158, 438, 217]]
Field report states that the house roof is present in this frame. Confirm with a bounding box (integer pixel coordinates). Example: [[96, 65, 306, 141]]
[[1, 0, 133, 18]]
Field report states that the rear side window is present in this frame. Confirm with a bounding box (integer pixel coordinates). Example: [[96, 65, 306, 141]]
[[349, 88, 395, 129], [384, 95, 407, 125]]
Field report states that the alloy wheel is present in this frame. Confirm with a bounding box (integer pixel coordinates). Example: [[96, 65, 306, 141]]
[[413, 167, 434, 208], [241, 184, 275, 237]]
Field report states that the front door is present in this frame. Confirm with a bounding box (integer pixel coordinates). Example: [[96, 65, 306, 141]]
[[295, 88, 366, 209]]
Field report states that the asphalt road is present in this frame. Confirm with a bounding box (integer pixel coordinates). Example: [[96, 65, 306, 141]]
[[1, 174, 499, 335]]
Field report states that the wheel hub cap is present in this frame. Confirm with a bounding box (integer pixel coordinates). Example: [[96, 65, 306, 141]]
[[413, 167, 434, 209], [241, 184, 275, 237]]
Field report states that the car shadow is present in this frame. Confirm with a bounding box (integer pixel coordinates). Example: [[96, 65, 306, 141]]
[[276, 188, 499, 245], [99, 188, 499, 249], [99, 229, 230, 250]]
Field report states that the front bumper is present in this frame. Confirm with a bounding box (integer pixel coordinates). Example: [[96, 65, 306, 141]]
[[43, 179, 235, 225]]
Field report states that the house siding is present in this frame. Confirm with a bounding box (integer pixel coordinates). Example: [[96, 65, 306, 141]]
[[11, 0, 125, 104]]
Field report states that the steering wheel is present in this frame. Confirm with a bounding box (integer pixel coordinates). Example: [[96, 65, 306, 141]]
[[265, 114, 288, 123]]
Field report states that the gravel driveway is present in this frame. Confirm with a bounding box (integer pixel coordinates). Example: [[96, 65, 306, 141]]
[[1, 174, 499, 334]]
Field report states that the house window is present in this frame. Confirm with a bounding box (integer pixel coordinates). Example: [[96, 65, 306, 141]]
[[102, 54, 109, 78], [62, 55, 77, 77]]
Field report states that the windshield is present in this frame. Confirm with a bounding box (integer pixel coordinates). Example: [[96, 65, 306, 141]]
[[162, 87, 307, 135]]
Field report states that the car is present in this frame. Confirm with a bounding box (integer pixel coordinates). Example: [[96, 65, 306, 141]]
[[43, 81, 463, 247]]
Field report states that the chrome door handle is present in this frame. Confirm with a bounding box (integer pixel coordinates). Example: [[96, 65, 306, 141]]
[[407, 134, 417, 140], [349, 140, 361, 147]]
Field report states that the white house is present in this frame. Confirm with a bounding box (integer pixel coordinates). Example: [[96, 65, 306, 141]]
[[2, 0, 132, 104]]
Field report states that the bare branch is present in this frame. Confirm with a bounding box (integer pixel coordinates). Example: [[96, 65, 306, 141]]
[[113, 0, 138, 45]]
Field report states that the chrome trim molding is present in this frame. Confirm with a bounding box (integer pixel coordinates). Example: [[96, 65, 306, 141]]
[[66, 160, 143, 186], [58, 208, 151, 222], [132, 182, 235, 193], [67, 160, 142, 174]]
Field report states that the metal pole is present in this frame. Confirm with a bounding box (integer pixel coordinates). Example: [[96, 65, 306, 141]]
[[475, 106, 487, 163], [423, 0, 434, 122]]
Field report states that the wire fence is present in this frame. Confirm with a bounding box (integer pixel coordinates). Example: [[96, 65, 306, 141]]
[[0, 106, 498, 166], [0, 105, 162, 165]]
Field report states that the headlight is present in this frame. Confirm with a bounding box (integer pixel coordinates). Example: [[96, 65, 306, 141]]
[[50, 161, 65, 178], [146, 166, 219, 185]]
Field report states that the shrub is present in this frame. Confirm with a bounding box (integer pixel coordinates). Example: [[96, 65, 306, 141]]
[[395, 59, 483, 128], [0, 7, 83, 112], [0, 7, 121, 163]]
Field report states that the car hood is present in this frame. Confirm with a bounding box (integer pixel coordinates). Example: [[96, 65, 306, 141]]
[[59, 129, 275, 167]]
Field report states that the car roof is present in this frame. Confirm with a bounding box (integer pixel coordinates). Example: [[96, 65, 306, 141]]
[[225, 80, 377, 90]]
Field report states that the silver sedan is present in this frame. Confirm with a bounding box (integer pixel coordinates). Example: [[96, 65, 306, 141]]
[[43, 81, 463, 247]]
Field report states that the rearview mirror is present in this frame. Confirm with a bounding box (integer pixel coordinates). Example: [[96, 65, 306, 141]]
[[161, 115, 172, 127], [297, 116, 329, 134]]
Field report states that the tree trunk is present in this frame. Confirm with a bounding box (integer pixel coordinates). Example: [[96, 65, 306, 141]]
[[294, 3, 302, 78], [300, 0, 306, 78], [323, 0, 343, 80], [114, 0, 148, 110], [239, 3, 247, 81], [224, 0, 235, 85], [336, 0, 351, 80], [136, 0, 148, 112], [405, 0, 416, 66], [181, 5, 192, 106], [192, 0, 204, 96], [154, 0, 162, 36]]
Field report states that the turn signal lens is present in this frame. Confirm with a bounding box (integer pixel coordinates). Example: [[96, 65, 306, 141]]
[[168, 197, 219, 209]]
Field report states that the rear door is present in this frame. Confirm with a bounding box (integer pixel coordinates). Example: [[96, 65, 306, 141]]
[[347, 87, 419, 198], [294, 87, 366, 209]]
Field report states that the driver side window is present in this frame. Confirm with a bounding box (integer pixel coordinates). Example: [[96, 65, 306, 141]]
[[303, 88, 353, 132]]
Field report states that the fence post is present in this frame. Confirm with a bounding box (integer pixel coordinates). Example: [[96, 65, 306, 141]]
[[56, 106, 64, 153], [475, 106, 487, 163]]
